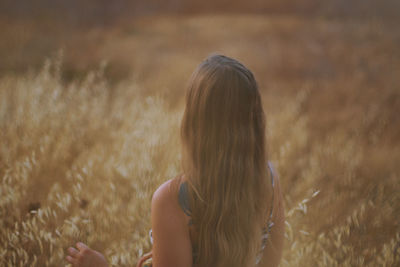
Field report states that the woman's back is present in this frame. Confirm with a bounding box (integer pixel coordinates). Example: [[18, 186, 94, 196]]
[[175, 162, 279, 265], [150, 162, 284, 267]]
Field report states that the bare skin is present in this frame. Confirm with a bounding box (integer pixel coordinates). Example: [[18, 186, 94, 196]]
[[66, 242, 108, 267], [66, 175, 284, 267]]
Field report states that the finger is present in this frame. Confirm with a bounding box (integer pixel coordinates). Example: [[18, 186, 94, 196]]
[[67, 247, 79, 257], [66, 255, 78, 265], [76, 242, 89, 251], [136, 257, 145, 267], [142, 252, 152, 260], [137, 252, 152, 267]]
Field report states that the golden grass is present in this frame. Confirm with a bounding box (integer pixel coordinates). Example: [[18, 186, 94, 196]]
[[1, 58, 399, 266]]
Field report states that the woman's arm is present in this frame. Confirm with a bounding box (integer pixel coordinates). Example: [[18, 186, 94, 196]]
[[151, 179, 193, 267]]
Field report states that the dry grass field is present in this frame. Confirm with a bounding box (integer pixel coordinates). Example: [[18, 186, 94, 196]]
[[1, 13, 399, 266]]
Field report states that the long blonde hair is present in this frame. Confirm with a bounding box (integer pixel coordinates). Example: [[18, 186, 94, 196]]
[[181, 54, 272, 267]]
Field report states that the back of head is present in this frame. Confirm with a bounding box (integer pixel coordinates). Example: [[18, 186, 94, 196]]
[[181, 54, 272, 267]]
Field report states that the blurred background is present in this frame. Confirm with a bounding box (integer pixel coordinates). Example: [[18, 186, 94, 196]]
[[1, 1, 399, 266]]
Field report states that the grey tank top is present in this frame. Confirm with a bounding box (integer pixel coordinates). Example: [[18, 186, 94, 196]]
[[149, 161, 276, 265]]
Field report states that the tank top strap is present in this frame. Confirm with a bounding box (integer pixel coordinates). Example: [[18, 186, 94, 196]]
[[267, 160, 275, 221], [267, 161, 275, 188], [178, 181, 192, 216]]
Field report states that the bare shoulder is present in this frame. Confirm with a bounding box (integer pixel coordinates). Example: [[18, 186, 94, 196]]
[[152, 179, 174, 204], [151, 176, 182, 210]]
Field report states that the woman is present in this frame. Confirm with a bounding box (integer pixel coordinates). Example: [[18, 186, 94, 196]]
[[66, 54, 285, 267]]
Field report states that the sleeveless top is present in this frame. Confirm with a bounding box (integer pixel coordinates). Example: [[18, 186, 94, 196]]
[[149, 161, 276, 266]]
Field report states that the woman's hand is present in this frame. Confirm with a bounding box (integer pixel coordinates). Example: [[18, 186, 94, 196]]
[[66, 242, 108, 267]]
